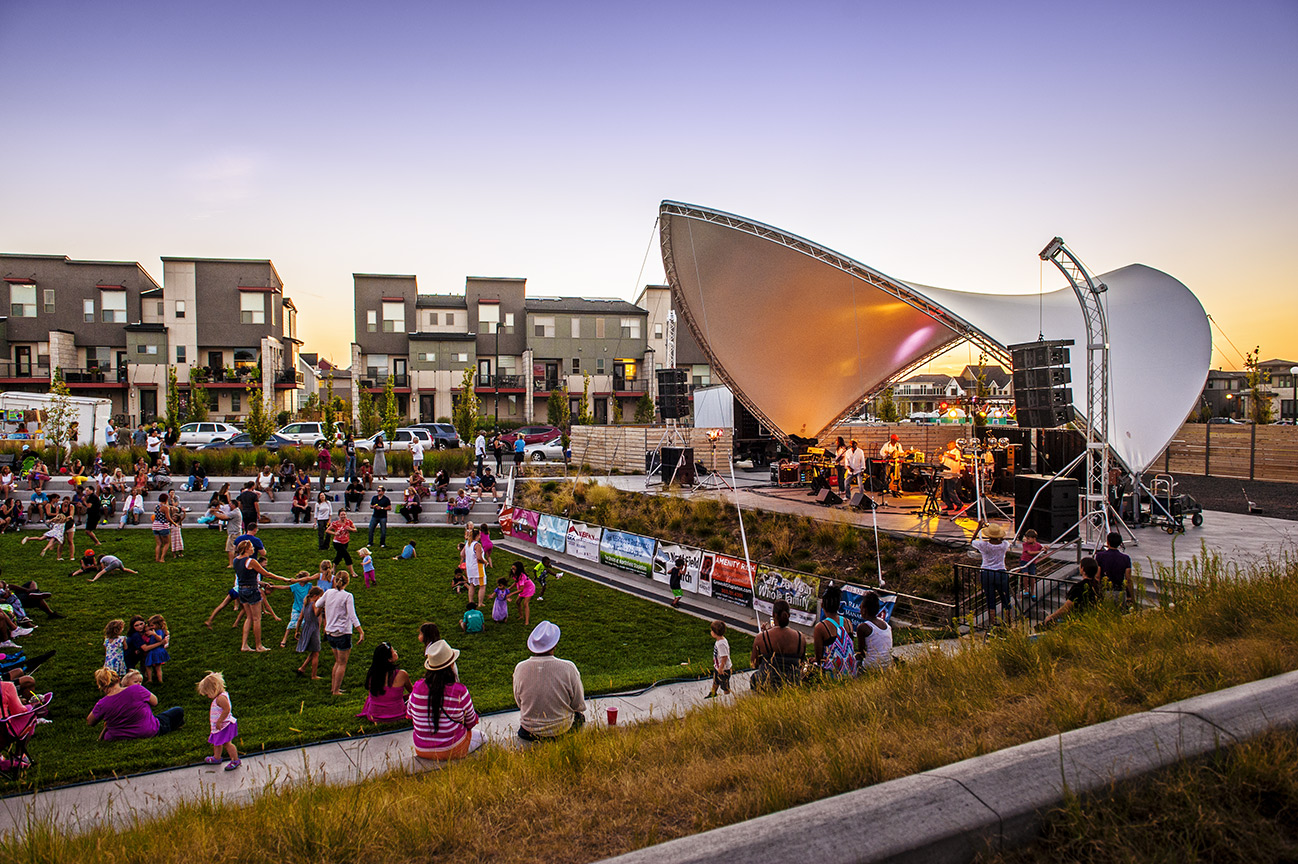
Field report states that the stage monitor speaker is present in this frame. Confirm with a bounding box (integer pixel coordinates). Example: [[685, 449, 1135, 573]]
[[809, 472, 828, 494], [816, 489, 843, 507], [849, 492, 876, 511], [660, 446, 695, 485], [1008, 339, 1075, 429]]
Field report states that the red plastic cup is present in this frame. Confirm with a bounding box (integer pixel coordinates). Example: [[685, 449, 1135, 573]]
[[606, 706, 618, 725]]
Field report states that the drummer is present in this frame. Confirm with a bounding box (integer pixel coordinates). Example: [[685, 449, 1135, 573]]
[[939, 440, 965, 514]]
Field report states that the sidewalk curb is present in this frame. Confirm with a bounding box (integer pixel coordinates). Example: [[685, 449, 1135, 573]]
[[598, 669, 1298, 864]]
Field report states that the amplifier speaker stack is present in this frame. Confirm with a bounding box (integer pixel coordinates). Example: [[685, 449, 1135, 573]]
[[1008, 339, 1076, 429], [660, 446, 695, 485], [1014, 473, 1078, 542], [656, 369, 691, 420]]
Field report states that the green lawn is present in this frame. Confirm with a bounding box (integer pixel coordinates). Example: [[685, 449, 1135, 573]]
[[3, 524, 749, 790]]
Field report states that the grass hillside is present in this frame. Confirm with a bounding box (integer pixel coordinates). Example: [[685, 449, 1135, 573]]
[[6, 550, 1296, 863]]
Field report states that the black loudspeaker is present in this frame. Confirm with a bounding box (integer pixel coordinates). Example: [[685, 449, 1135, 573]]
[[816, 489, 843, 507], [1009, 339, 1076, 429], [657, 369, 691, 420], [660, 446, 695, 485], [809, 473, 828, 495], [850, 492, 876, 511], [1014, 474, 1079, 542]]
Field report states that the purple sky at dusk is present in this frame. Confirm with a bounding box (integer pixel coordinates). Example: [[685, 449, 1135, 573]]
[[2, 0, 1295, 371]]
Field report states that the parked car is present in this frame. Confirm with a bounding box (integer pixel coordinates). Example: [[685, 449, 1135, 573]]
[[274, 421, 349, 447], [176, 422, 241, 446], [199, 433, 293, 451], [411, 422, 462, 449], [501, 425, 561, 446], [524, 435, 567, 463], [1207, 417, 1245, 425], [355, 427, 434, 452]]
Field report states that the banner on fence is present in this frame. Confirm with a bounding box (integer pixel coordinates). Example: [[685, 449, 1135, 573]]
[[705, 552, 755, 608], [497, 506, 514, 536], [754, 565, 821, 626], [599, 529, 657, 577], [506, 509, 539, 543], [651, 543, 705, 592], [565, 521, 602, 562], [839, 583, 897, 629], [535, 514, 568, 552]]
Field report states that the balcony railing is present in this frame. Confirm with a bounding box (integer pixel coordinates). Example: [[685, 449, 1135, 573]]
[[361, 374, 408, 389], [615, 378, 650, 392], [62, 367, 128, 385], [533, 376, 560, 392], [0, 361, 51, 379], [276, 368, 304, 385], [477, 374, 524, 388]]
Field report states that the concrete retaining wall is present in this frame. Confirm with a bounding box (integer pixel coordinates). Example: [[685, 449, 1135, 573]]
[[599, 669, 1298, 864]]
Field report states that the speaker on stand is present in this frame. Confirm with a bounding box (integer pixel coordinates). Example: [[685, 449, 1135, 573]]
[[1008, 339, 1076, 429]]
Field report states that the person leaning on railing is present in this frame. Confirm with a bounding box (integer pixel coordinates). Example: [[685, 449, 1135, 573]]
[[750, 599, 806, 691]]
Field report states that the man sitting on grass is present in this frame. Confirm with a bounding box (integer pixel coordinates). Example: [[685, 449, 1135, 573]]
[[1041, 557, 1104, 628], [513, 621, 586, 741]]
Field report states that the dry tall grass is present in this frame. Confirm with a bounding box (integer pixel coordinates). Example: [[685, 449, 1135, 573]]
[[9, 551, 1297, 864]]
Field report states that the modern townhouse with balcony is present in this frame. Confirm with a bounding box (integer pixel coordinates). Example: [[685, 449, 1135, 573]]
[[352, 274, 653, 427], [0, 253, 157, 417], [636, 283, 715, 396]]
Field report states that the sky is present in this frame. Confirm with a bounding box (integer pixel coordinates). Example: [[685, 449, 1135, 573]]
[[1, 0, 1295, 371]]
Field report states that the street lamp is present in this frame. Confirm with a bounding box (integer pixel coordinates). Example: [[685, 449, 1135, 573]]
[[1290, 365, 1298, 423]]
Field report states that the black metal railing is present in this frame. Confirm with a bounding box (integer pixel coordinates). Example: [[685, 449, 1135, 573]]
[[0, 361, 51, 379], [62, 367, 127, 384], [615, 378, 650, 392], [533, 376, 559, 392], [476, 374, 523, 388], [275, 368, 303, 385], [953, 563, 1076, 631]]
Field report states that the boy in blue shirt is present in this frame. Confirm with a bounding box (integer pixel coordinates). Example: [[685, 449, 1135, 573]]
[[391, 540, 417, 561], [459, 602, 484, 634]]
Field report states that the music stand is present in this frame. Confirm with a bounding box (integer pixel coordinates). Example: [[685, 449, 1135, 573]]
[[917, 467, 943, 518]]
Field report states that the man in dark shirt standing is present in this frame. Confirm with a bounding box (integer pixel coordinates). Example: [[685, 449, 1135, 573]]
[[1095, 531, 1135, 606], [368, 486, 391, 548], [1042, 557, 1103, 628], [236, 481, 261, 532]]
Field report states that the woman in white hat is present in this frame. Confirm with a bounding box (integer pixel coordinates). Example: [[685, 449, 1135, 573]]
[[971, 522, 1012, 625], [406, 639, 482, 760]]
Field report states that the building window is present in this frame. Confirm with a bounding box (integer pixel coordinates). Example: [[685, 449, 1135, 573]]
[[136, 344, 159, 355], [240, 293, 265, 325], [595, 318, 605, 339], [692, 364, 710, 387], [157, 301, 164, 315], [504, 312, 514, 334], [572, 358, 580, 374], [367, 310, 377, 332], [176, 346, 186, 363], [86, 347, 111, 369], [208, 391, 219, 411], [382, 301, 405, 333], [175, 301, 186, 319], [231, 391, 241, 412], [427, 312, 438, 326], [9, 285, 35, 318], [454, 352, 468, 363], [571, 318, 581, 338], [478, 302, 499, 335], [534, 317, 555, 338], [620, 318, 641, 338], [445, 312, 455, 326], [418, 352, 436, 362], [101, 290, 127, 323], [654, 323, 663, 339], [42, 288, 55, 314], [596, 358, 605, 374], [83, 299, 95, 323]]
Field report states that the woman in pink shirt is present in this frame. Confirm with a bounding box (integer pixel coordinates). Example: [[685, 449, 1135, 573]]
[[357, 641, 411, 722], [406, 640, 481, 760]]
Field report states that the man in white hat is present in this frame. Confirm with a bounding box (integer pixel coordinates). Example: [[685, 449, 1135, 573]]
[[512, 620, 586, 740]]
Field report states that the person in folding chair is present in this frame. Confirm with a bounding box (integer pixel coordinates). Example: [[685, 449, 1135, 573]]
[[0, 676, 49, 770]]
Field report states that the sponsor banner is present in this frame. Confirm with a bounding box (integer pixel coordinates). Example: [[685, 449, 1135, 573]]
[[536, 514, 569, 553], [706, 552, 755, 608], [754, 565, 822, 626], [507, 508, 539, 543], [497, 506, 514, 537], [839, 583, 898, 629], [651, 543, 705, 593], [599, 529, 657, 577], [565, 521, 602, 562]]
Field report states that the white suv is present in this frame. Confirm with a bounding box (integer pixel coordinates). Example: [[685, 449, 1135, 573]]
[[274, 421, 349, 447], [176, 422, 241, 446], [355, 427, 434, 452]]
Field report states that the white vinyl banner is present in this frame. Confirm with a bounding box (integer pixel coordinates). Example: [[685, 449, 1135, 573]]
[[564, 521, 602, 562], [651, 543, 705, 593]]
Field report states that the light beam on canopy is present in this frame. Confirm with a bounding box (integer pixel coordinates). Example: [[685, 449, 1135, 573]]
[[659, 201, 1211, 475]]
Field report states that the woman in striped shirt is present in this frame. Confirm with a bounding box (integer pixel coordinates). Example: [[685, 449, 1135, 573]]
[[407, 640, 482, 760]]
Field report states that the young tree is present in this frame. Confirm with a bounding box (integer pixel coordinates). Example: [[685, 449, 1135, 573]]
[[300, 392, 321, 420], [577, 372, 594, 426], [612, 396, 624, 425], [453, 366, 481, 444], [876, 388, 901, 422], [634, 391, 655, 424], [187, 368, 209, 422], [165, 365, 182, 438], [1245, 347, 1275, 424], [245, 385, 274, 445], [358, 387, 379, 437], [547, 387, 567, 429], [381, 374, 399, 440], [322, 372, 337, 439], [44, 370, 77, 466]]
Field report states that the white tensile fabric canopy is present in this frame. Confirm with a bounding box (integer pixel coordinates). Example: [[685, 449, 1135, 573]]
[[660, 202, 1212, 474]]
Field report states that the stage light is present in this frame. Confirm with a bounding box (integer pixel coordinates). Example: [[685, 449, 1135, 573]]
[[706, 428, 723, 442]]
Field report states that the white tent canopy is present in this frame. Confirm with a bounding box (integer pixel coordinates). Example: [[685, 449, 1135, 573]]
[[660, 202, 1211, 474]]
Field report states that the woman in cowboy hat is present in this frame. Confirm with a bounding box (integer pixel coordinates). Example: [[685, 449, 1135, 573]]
[[406, 639, 482, 760], [971, 522, 1012, 626]]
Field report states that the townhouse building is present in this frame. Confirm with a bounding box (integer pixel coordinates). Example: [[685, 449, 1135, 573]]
[[0, 253, 301, 426], [351, 274, 652, 427]]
